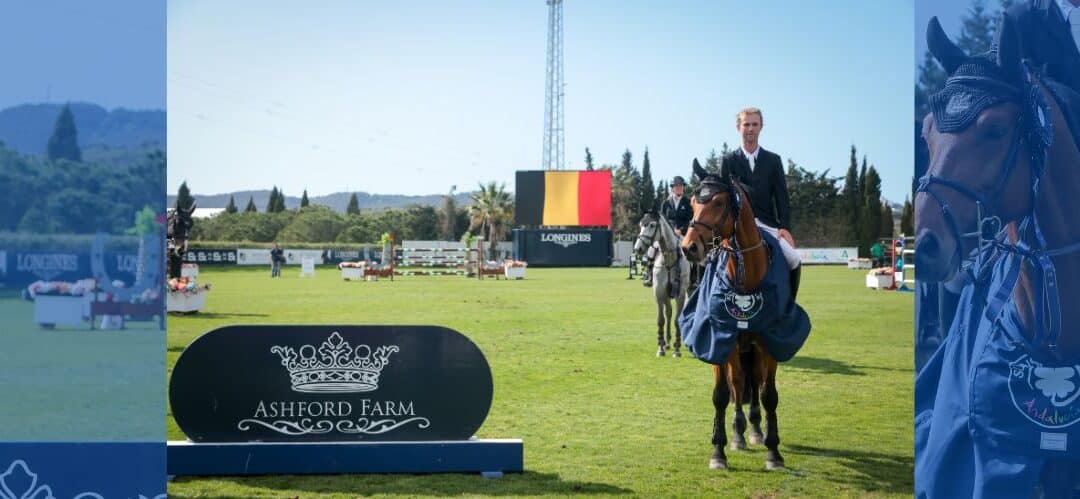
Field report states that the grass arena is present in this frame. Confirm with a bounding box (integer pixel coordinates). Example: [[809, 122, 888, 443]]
[[166, 264, 912, 498]]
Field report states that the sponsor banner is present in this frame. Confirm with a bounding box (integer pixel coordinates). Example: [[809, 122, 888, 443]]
[[284, 249, 324, 265], [0, 442, 164, 498], [169, 325, 493, 443], [237, 248, 270, 265], [796, 247, 857, 265], [182, 248, 238, 265], [1, 251, 138, 288], [512, 229, 612, 267]]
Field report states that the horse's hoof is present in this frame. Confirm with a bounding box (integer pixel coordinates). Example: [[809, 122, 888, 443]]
[[673, 350, 682, 358], [730, 440, 747, 451], [656, 348, 665, 357], [709, 458, 728, 470], [749, 432, 764, 446], [765, 459, 785, 471]]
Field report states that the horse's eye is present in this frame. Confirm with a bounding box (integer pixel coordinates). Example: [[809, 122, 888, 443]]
[[984, 125, 1009, 141]]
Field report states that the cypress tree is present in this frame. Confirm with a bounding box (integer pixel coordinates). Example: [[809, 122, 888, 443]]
[[585, 148, 594, 171], [346, 192, 360, 215], [639, 148, 656, 213], [47, 104, 82, 162], [175, 182, 195, 210], [225, 195, 238, 214], [267, 187, 279, 213], [300, 189, 310, 208], [244, 196, 257, 213], [276, 188, 287, 212]]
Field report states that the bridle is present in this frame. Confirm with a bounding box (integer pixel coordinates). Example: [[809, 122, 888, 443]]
[[637, 213, 681, 273], [690, 176, 766, 287], [919, 64, 1080, 351]]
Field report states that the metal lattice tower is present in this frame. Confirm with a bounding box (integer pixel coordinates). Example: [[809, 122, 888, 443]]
[[542, 0, 565, 170]]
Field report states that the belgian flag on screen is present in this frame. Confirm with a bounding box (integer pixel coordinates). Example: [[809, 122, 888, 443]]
[[515, 170, 612, 226]]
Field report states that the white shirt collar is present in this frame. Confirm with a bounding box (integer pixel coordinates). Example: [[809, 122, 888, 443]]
[[1058, 0, 1080, 21], [741, 145, 760, 160]]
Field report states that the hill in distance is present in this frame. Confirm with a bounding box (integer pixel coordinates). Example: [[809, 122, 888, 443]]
[[168, 190, 474, 212], [0, 102, 165, 157]]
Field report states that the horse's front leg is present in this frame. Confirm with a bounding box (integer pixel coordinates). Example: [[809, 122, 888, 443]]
[[728, 348, 747, 451], [710, 364, 730, 470], [655, 285, 667, 357], [746, 348, 764, 445], [760, 348, 784, 470]]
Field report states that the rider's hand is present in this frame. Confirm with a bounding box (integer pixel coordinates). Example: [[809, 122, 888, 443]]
[[778, 229, 796, 248]]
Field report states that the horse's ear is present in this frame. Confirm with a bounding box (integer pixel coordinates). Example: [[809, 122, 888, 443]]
[[692, 158, 707, 180], [927, 16, 964, 74], [995, 15, 1023, 83]]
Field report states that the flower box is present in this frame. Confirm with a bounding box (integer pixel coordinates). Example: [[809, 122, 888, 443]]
[[341, 266, 364, 281], [865, 271, 894, 290], [34, 294, 90, 327], [167, 290, 208, 313], [504, 263, 526, 280]]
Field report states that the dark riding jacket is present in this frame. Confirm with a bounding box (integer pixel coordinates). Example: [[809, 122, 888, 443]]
[[1006, 0, 1080, 91], [719, 147, 791, 231], [660, 195, 692, 233]]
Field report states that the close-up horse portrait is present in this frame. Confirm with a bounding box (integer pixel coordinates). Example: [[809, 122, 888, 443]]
[[678, 159, 811, 471], [915, 14, 1080, 498]]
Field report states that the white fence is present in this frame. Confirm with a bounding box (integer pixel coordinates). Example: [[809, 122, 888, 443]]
[[797, 247, 858, 265]]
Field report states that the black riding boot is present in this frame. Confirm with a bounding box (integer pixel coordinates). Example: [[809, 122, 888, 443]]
[[789, 265, 802, 302], [642, 261, 653, 287]]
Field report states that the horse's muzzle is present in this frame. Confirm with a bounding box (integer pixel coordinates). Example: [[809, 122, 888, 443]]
[[682, 242, 703, 263]]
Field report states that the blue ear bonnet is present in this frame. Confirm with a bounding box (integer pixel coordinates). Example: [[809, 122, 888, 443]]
[[929, 53, 1052, 152]]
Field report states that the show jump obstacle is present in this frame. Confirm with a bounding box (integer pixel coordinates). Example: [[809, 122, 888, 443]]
[[167, 325, 522, 476]]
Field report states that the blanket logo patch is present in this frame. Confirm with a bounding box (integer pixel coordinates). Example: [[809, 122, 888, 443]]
[[722, 291, 764, 322], [1008, 355, 1080, 429]]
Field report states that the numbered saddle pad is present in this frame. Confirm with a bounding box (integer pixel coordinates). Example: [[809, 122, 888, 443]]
[[678, 232, 810, 365]]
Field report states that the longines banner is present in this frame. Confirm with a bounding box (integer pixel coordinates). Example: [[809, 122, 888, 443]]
[[170, 325, 494, 443], [0, 251, 138, 287], [512, 228, 612, 266]]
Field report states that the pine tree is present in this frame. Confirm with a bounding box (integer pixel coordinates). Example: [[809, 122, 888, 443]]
[[841, 146, 861, 245], [585, 148, 594, 171], [176, 182, 195, 210], [881, 204, 894, 238], [225, 195, 238, 214], [957, 0, 996, 55], [901, 197, 915, 236], [639, 148, 656, 213], [244, 196, 257, 213], [276, 188, 287, 212], [300, 189, 310, 208], [656, 180, 667, 210], [861, 167, 884, 256], [47, 104, 82, 162], [346, 192, 360, 215], [266, 187, 279, 213], [440, 187, 457, 240]]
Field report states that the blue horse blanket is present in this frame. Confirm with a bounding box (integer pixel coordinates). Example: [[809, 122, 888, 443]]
[[677, 232, 810, 365], [915, 253, 1080, 498]]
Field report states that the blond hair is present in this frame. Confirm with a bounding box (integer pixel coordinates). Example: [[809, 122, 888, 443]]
[[736, 107, 763, 126]]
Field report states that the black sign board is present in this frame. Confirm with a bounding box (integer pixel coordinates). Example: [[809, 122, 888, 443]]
[[182, 248, 237, 265], [170, 325, 493, 443], [512, 229, 612, 267]]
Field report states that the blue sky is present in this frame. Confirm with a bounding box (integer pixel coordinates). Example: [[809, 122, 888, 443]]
[[169, 1, 915, 203], [0, 1, 165, 110]]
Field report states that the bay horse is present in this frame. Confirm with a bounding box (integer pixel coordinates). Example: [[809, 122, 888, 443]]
[[680, 161, 782, 471], [167, 204, 195, 280], [915, 16, 1080, 496], [633, 211, 691, 357]]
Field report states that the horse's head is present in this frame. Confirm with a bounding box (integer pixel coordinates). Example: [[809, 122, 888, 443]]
[[681, 159, 744, 263], [634, 211, 662, 257], [916, 17, 1050, 282]]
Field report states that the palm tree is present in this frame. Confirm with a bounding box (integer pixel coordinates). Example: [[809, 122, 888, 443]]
[[468, 181, 513, 259]]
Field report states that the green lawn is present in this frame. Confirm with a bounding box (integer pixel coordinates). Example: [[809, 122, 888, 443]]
[[167, 265, 913, 498], [0, 291, 164, 441]]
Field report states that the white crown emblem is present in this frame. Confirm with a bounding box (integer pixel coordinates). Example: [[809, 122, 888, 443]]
[[271, 332, 399, 393]]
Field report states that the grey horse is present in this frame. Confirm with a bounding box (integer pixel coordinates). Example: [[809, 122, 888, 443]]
[[634, 212, 691, 357]]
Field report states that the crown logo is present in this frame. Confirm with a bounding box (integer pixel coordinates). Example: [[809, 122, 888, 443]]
[[271, 332, 399, 393]]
